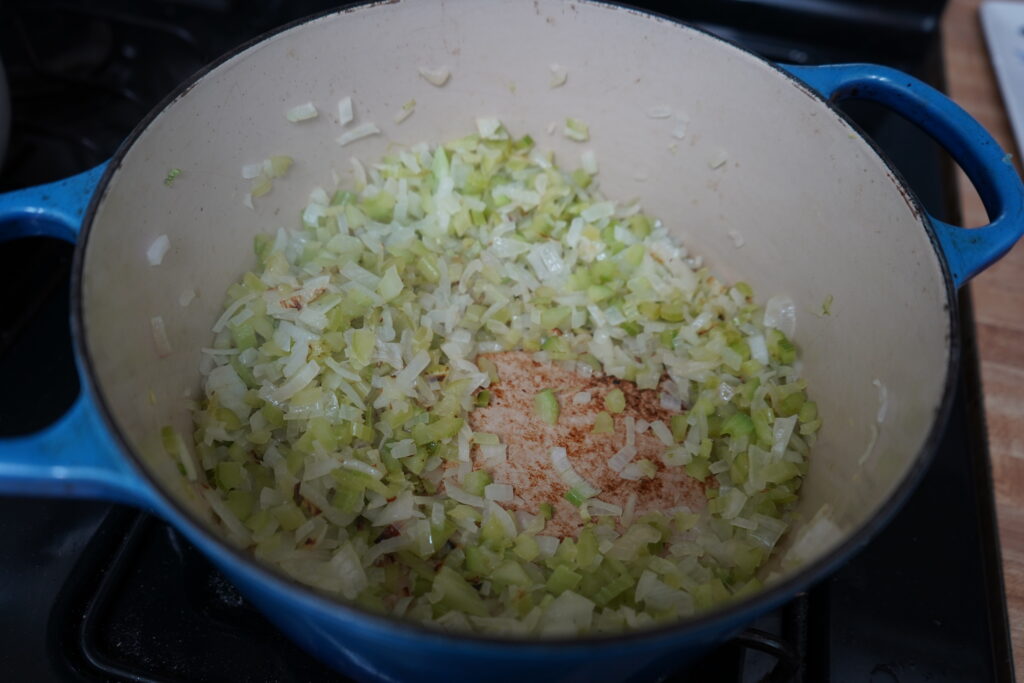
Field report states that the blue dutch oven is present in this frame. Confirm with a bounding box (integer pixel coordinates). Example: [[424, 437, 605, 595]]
[[0, 1, 1021, 681]]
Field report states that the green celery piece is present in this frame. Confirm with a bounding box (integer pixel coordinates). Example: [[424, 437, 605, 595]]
[[534, 388, 560, 425], [463, 469, 493, 497], [592, 411, 614, 434], [492, 560, 532, 587], [433, 566, 488, 617], [514, 534, 540, 562], [604, 388, 626, 414], [545, 564, 583, 595]]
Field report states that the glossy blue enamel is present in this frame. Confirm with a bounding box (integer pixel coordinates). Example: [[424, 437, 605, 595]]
[[0, 59, 1022, 682], [0, 163, 108, 243], [0, 162, 149, 506], [782, 64, 1024, 287]]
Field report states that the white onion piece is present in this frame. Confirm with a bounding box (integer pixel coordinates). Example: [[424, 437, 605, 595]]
[[270, 360, 320, 402], [211, 293, 256, 333], [445, 482, 485, 508], [286, 102, 319, 122], [146, 235, 170, 266], [340, 458, 383, 479], [241, 162, 263, 179], [394, 100, 415, 123], [200, 488, 251, 543], [580, 150, 598, 175], [873, 378, 888, 423], [651, 420, 674, 446], [535, 535, 560, 558], [749, 334, 769, 365], [608, 444, 637, 474], [150, 316, 172, 357], [179, 289, 196, 307], [484, 483, 514, 502], [549, 63, 567, 87], [336, 122, 381, 147], [763, 295, 797, 338], [337, 96, 354, 126], [363, 536, 411, 565], [418, 65, 451, 86], [550, 447, 600, 498], [390, 439, 416, 459], [587, 499, 623, 517], [369, 491, 419, 526], [708, 148, 729, 168], [772, 415, 798, 457]]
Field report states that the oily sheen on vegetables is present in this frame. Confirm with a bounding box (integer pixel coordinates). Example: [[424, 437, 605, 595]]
[[184, 120, 820, 636]]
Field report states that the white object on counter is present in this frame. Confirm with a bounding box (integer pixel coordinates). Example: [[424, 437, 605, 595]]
[[981, 2, 1024, 156]]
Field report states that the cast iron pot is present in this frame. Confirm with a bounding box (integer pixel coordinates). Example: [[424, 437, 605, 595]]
[[0, 2, 1021, 681]]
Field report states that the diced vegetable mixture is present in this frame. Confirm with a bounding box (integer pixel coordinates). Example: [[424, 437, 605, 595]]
[[182, 121, 820, 636]]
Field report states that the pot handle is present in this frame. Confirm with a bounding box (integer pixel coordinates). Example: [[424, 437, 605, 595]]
[[0, 164, 152, 506], [781, 63, 1024, 288]]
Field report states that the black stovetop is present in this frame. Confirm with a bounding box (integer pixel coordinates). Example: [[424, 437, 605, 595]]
[[0, 1, 1014, 681]]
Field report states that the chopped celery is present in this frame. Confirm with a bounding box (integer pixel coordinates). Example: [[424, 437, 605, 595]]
[[534, 388, 560, 425], [592, 411, 614, 434], [546, 565, 583, 595], [463, 470, 493, 497], [604, 388, 626, 414]]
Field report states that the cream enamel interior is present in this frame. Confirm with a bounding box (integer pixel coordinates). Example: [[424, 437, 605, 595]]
[[81, 0, 952, 613]]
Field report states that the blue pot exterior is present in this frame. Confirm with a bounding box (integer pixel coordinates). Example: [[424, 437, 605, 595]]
[[187, 523, 759, 682]]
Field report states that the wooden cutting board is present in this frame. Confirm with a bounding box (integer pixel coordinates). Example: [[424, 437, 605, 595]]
[[941, 0, 1024, 674]]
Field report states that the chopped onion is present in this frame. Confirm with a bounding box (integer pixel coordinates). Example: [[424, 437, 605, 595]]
[[418, 65, 451, 86], [179, 289, 196, 307], [270, 360, 320, 402], [369, 491, 419, 526], [550, 447, 600, 499], [535, 535, 560, 558], [548, 63, 568, 87], [608, 444, 637, 474], [150, 316, 172, 357], [749, 334, 769, 365], [336, 122, 381, 147], [580, 150, 598, 175], [587, 499, 623, 517], [394, 99, 416, 123], [390, 439, 416, 459], [763, 295, 797, 338], [445, 482, 485, 508], [484, 483, 514, 502], [146, 235, 170, 266], [241, 162, 263, 179], [873, 378, 888, 423], [650, 420, 674, 446], [709, 148, 729, 168], [286, 102, 319, 122], [340, 458, 383, 479], [337, 96, 354, 126]]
